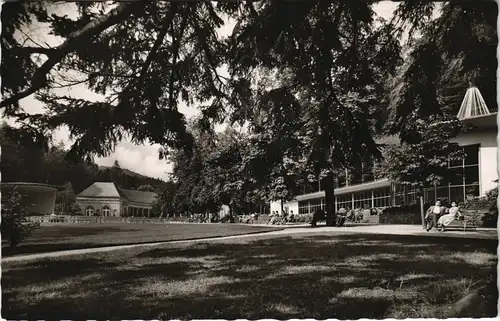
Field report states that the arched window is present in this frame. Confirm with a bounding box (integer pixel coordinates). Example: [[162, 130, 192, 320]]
[[85, 206, 94, 216], [102, 206, 111, 217]]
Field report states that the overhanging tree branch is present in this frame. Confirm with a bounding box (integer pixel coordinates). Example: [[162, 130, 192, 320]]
[[136, 4, 176, 88], [168, 5, 188, 109], [11, 46, 54, 56], [1, 1, 143, 108]]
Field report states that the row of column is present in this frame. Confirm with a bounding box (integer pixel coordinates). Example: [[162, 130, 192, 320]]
[[124, 207, 151, 217]]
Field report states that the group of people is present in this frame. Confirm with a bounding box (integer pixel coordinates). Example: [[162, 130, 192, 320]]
[[425, 200, 463, 231], [268, 210, 295, 225], [310, 207, 370, 227], [335, 207, 366, 226]]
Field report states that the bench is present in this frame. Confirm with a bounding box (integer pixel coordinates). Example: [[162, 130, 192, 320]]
[[440, 209, 484, 232], [461, 212, 478, 231]]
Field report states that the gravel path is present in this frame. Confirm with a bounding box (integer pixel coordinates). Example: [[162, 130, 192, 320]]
[[3, 224, 496, 263]]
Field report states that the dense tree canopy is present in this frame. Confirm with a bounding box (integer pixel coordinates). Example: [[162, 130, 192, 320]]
[[378, 1, 497, 208], [386, 1, 497, 137], [2, 1, 497, 222], [2, 1, 242, 159], [376, 114, 465, 191], [162, 119, 268, 216]]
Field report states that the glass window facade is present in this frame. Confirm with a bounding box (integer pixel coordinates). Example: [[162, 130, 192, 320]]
[[394, 184, 419, 205], [334, 186, 392, 211], [336, 194, 351, 210], [298, 201, 308, 214], [424, 144, 480, 204], [290, 144, 481, 212], [353, 191, 372, 209], [373, 187, 392, 208], [298, 197, 325, 214]]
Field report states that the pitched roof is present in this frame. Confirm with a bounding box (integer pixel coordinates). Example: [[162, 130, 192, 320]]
[[77, 182, 121, 198], [117, 187, 157, 205], [77, 182, 157, 205]]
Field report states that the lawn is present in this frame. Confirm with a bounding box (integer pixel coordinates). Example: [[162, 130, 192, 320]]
[[1, 223, 281, 256], [2, 232, 497, 320]]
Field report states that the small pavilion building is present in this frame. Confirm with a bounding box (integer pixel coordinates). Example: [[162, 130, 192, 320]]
[[76, 182, 157, 217]]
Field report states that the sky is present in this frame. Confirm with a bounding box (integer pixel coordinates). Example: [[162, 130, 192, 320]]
[[9, 1, 403, 181]]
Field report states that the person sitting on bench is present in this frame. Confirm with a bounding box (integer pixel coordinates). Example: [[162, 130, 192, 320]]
[[438, 202, 461, 227], [425, 200, 445, 231], [336, 207, 348, 226], [448, 202, 462, 219]]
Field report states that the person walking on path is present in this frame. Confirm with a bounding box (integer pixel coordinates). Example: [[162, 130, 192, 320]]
[[311, 209, 325, 227]]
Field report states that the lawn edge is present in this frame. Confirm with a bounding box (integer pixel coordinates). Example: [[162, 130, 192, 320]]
[[2, 226, 285, 261]]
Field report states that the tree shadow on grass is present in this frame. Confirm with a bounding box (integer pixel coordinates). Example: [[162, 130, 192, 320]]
[[2, 233, 497, 320], [2, 225, 143, 256], [3, 224, 280, 256]]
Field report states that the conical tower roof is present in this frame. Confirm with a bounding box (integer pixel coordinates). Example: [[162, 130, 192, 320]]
[[456, 86, 491, 119]]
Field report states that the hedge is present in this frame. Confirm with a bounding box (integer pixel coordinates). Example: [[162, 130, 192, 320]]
[[292, 214, 314, 223], [238, 213, 314, 224], [28, 215, 195, 224], [379, 210, 422, 225], [380, 204, 496, 227]]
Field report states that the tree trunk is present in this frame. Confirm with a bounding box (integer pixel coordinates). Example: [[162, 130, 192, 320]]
[[62, 194, 67, 214], [324, 170, 336, 226], [280, 199, 284, 214], [419, 192, 426, 229]]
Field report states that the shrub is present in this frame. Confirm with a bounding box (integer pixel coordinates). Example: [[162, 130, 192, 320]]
[[382, 203, 434, 215], [1, 190, 40, 248], [295, 214, 304, 223], [380, 204, 431, 225], [291, 214, 312, 223], [380, 184, 498, 227], [380, 211, 422, 225], [461, 184, 498, 228], [463, 197, 492, 210], [481, 211, 497, 228]]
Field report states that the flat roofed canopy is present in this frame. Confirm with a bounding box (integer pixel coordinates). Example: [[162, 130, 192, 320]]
[[294, 178, 391, 202], [1, 182, 60, 215], [375, 112, 498, 146], [461, 112, 497, 129], [334, 178, 391, 195], [0, 182, 62, 192]]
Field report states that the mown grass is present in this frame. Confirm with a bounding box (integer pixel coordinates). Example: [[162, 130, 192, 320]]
[[1, 223, 280, 256], [2, 232, 497, 320]]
